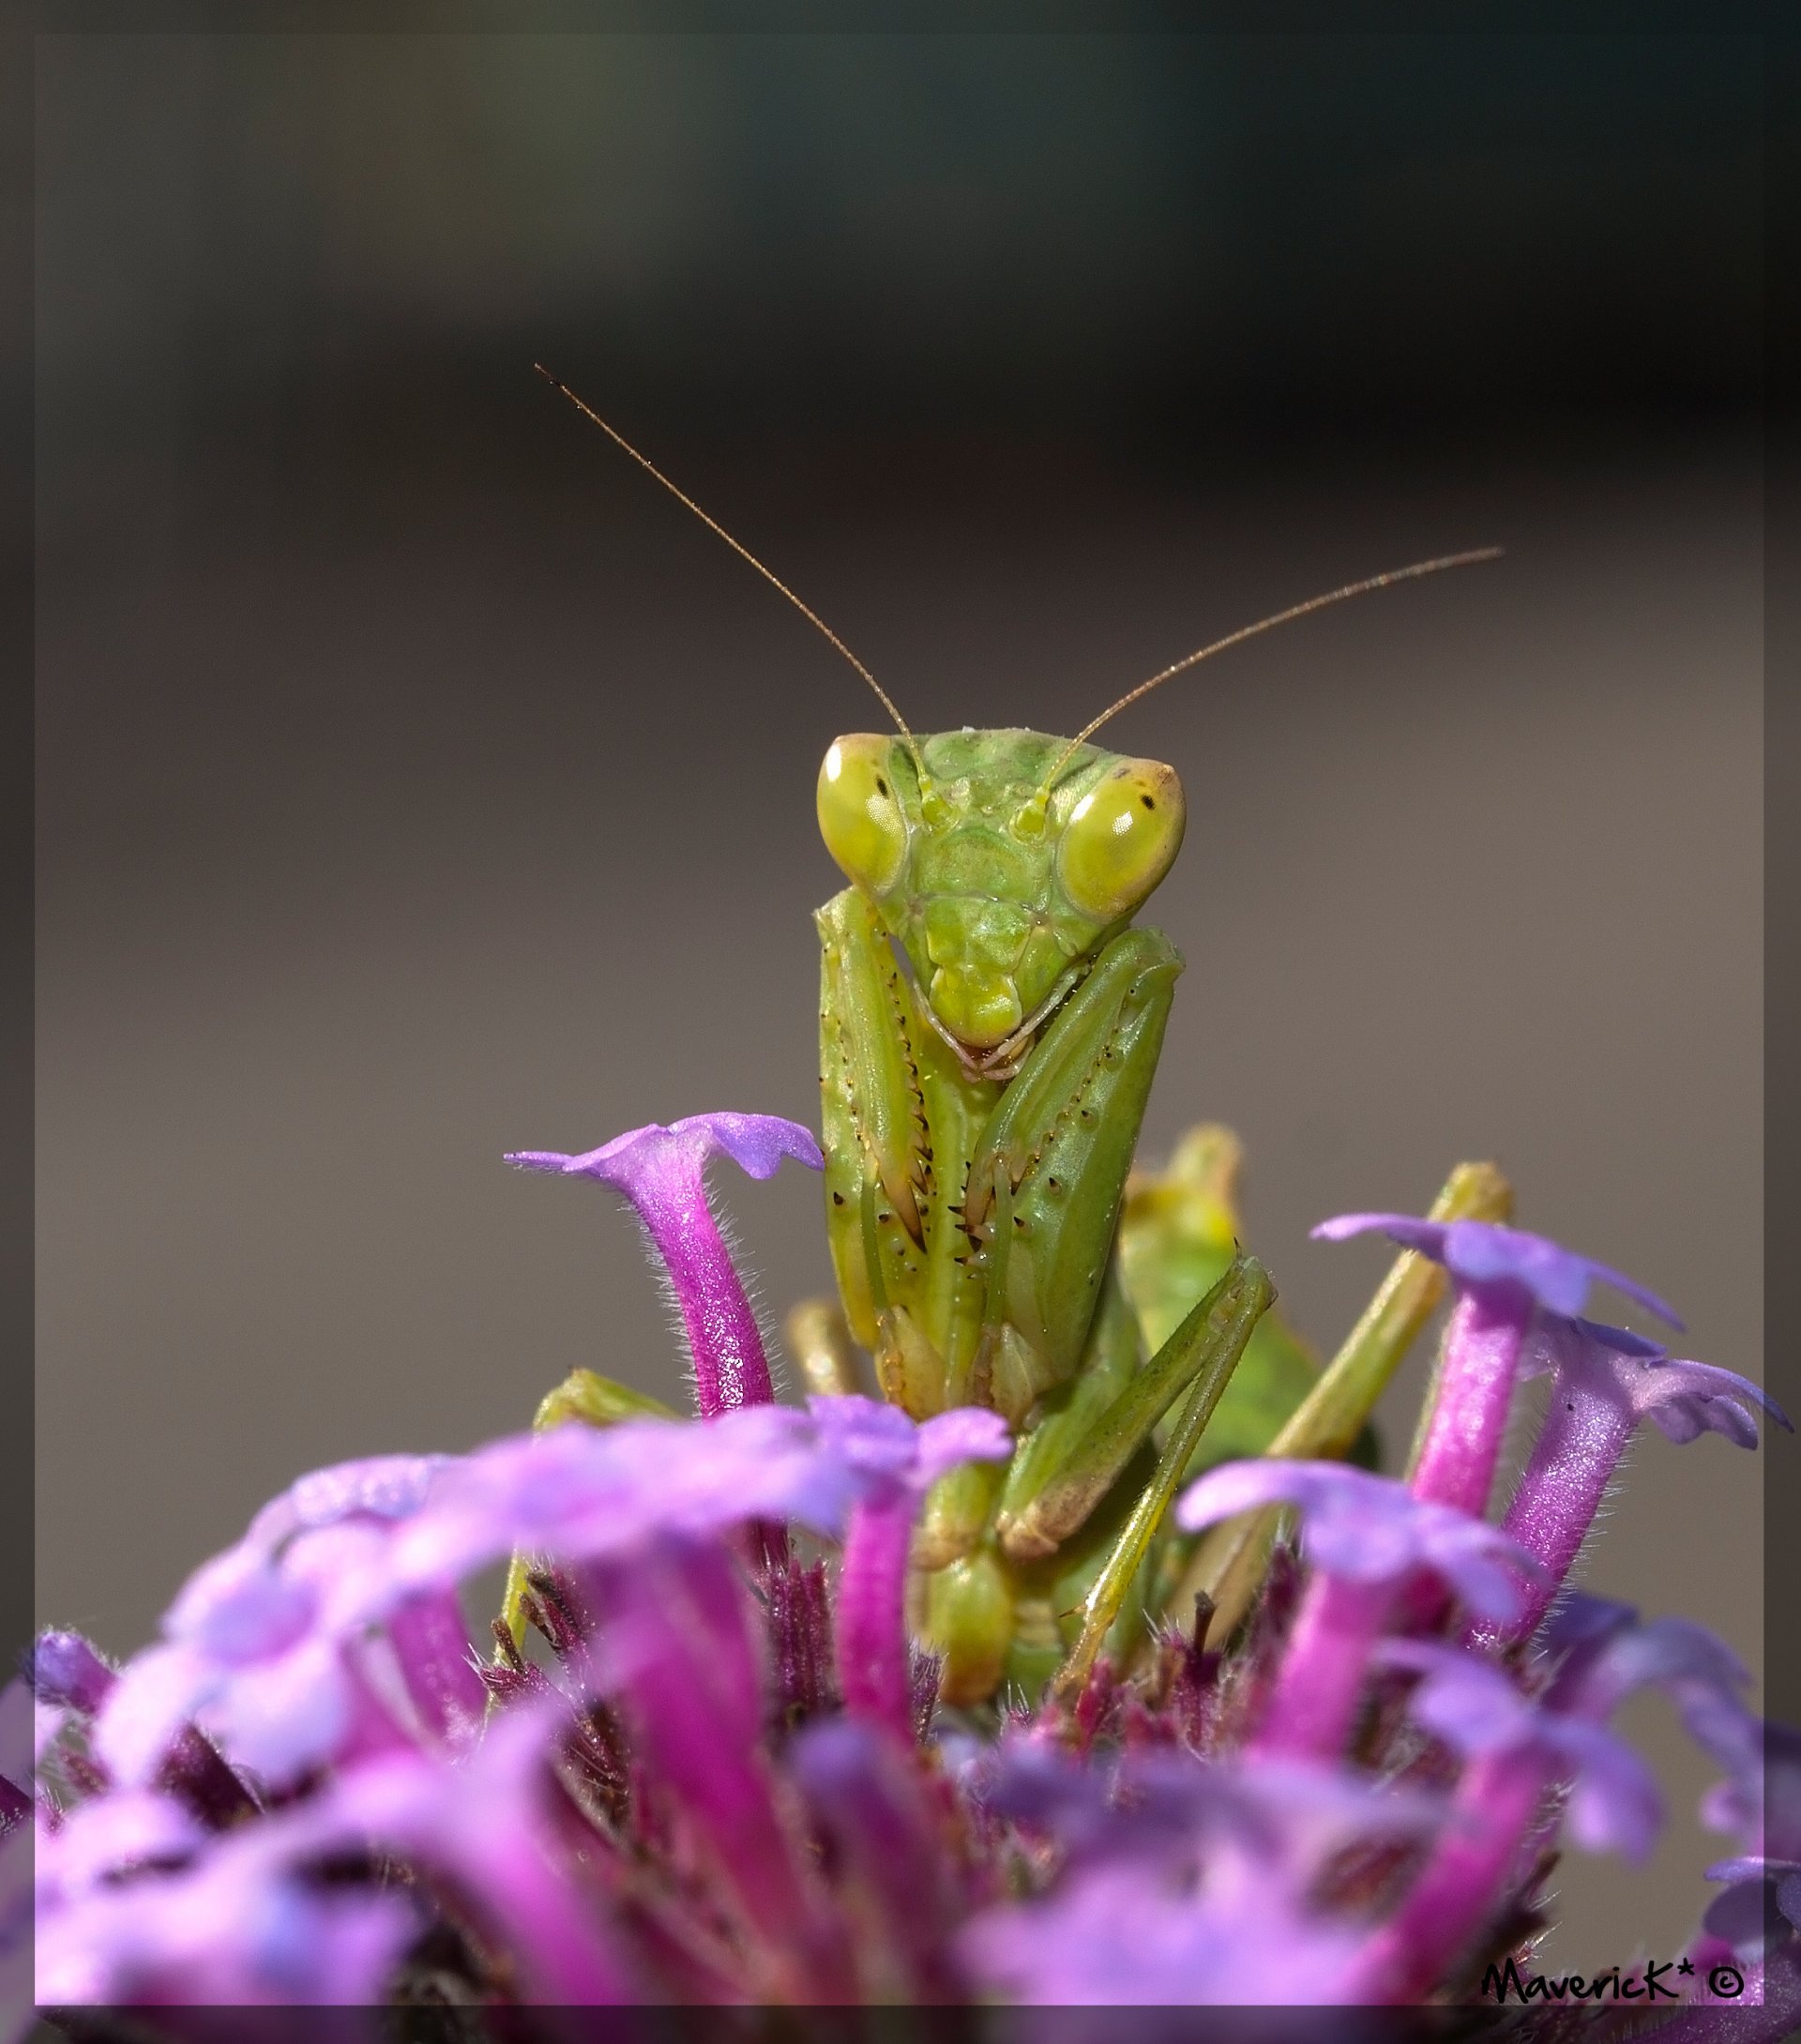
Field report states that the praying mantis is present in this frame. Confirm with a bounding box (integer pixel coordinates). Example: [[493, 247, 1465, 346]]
[[535, 369, 1504, 1707]]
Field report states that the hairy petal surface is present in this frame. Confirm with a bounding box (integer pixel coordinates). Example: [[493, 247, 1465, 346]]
[[508, 1112, 821, 1416]]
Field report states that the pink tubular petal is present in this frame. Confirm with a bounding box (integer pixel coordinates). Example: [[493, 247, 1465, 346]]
[[835, 1494, 917, 1746], [1315, 1222, 1536, 1522], [344, 1706, 636, 2005], [825, 1402, 1008, 1746], [791, 1718, 965, 2000], [1249, 1573, 1394, 1763], [1486, 1330, 1787, 1649], [386, 1588, 486, 1752], [509, 1113, 820, 1416], [1349, 1744, 1547, 2003], [594, 1536, 850, 1998], [1408, 1284, 1527, 1515], [1485, 1372, 1636, 1647]]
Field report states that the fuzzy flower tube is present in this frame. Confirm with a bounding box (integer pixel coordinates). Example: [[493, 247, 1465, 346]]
[[507, 1113, 822, 1416], [11, 1113, 1794, 2035], [1310, 1213, 1687, 1518]]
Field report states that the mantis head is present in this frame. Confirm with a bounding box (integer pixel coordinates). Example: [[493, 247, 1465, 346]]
[[817, 729, 1185, 1060]]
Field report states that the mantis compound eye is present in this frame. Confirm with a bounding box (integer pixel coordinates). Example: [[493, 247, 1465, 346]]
[[1056, 757, 1186, 924], [818, 734, 909, 894]]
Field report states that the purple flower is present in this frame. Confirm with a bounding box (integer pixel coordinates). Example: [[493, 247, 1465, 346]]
[[1174, 1461, 1540, 1760], [1175, 1461, 1538, 1615], [1703, 1855, 1801, 1951], [1522, 1317, 1785, 1446], [1540, 1595, 1755, 1729], [791, 1718, 969, 2001], [1379, 1640, 1663, 1858], [1349, 1607, 1765, 2003], [40, 1392, 1020, 2015], [35, 1790, 205, 1895], [1313, 1213, 1681, 1527], [314, 1699, 637, 2004], [1544, 1600, 1777, 1955], [971, 1737, 1444, 1879], [962, 1745, 1441, 2009], [1311, 1214, 1682, 1326], [39, 1697, 634, 2010], [828, 1402, 1009, 1743], [31, 1372, 1792, 2019], [508, 1112, 822, 1416], [37, 1852, 417, 2008], [1477, 1322, 1789, 1647], [26, 1104, 1794, 2020], [586, 1534, 855, 1999], [26, 1632, 116, 1718], [92, 1398, 1002, 1797], [1681, 1699, 1801, 1956], [966, 1855, 1369, 2006]]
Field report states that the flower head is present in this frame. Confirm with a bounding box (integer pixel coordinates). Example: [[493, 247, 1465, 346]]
[[23, 1111, 1793, 2024], [91, 1398, 995, 1799], [1314, 1213, 1683, 1528]]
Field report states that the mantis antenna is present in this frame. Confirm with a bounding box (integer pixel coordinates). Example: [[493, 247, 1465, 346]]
[[535, 366, 925, 777], [1037, 547, 1505, 796]]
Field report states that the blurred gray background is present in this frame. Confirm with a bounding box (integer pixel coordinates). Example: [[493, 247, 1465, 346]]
[[36, 35, 1763, 1971]]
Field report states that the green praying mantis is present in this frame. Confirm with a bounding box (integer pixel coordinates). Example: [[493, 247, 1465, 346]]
[[532, 368, 1511, 1708]]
